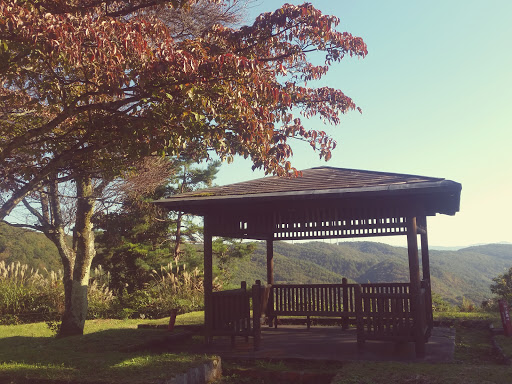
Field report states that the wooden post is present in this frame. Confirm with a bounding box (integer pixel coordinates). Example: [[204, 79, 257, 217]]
[[204, 215, 213, 345], [418, 216, 434, 334], [407, 216, 426, 358], [266, 238, 274, 327], [355, 284, 364, 349], [342, 277, 349, 330], [266, 238, 274, 285], [253, 280, 262, 351]]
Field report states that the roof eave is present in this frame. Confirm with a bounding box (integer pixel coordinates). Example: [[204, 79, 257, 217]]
[[154, 179, 461, 215]]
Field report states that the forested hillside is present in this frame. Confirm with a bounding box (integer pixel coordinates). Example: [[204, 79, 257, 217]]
[[0, 223, 61, 271], [228, 241, 512, 305], [2, 222, 511, 306]]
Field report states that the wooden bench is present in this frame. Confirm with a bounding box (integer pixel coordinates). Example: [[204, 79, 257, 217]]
[[267, 279, 356, 329]]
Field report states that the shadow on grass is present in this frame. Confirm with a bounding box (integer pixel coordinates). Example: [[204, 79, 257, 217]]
[[0, 327, 209, 384]]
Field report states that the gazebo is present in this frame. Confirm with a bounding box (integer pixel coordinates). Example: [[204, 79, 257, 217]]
[[154, 166, 461, 358]]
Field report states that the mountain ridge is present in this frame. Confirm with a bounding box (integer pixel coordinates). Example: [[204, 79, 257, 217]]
[[2, 223, 511, 306], [229, 241, 512, 305]]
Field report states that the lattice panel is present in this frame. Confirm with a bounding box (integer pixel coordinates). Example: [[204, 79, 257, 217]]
[[208, 205, 413, 240], [273, 216, 408, 240]]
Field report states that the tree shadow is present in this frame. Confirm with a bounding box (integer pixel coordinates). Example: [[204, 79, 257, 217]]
[[0, 326, 208, 383]]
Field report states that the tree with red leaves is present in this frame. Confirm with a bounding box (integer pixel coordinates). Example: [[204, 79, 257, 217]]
[[0, 0, 367, 335]]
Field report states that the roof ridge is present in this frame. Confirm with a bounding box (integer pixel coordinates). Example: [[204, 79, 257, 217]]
[[308, 166, 444, 181]]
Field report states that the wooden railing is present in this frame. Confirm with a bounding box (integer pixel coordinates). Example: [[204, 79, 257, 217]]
[[267, 281, 431, 344], [208, 281, 263, 350], [207, 280, 431, 350], [356, 283, 414, 342]]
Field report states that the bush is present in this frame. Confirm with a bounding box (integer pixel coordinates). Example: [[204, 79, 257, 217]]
[[119, 260, 204, 319], [481, 298, 500, 312], [491, 267, 512, 303], [432, 293, 453, 312], [459, 297, 476, 312]]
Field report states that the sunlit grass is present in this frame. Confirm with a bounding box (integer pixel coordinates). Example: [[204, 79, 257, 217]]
[[0, 312, 210, 383], [434, 310, 500, 323]]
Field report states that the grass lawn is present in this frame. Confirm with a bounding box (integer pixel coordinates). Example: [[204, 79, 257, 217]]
[[0, 312, 210, 384], [3, 311, 512, 384]]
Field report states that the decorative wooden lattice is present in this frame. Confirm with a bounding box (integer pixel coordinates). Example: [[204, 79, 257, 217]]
[[208, 206, 410, 240], [273, 216, 407, 240]]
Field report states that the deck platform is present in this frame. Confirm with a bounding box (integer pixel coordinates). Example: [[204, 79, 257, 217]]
[[191, 325, 455, 363]]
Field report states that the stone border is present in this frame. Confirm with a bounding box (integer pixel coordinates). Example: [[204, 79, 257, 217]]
[[223, 367, 334, 384], [160, 357, 222, 384]]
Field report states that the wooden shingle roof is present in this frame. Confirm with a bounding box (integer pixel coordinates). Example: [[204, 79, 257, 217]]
[[154, 167, 461, 216], [165, 167, 442, 198]]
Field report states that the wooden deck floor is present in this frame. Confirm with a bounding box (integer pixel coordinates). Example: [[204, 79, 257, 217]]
[[193, 326, 455, 363]]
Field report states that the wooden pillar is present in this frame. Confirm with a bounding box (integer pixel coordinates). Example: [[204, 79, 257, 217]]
[[407, 216, 426, 358], [407, 217, 421, 294], [252, 280, 262, 350], [418, 215, 434, 334], [203, 215, 213, 344], [418, 216, 430, 281], [341, 277, 349, 330], [266, 237, 275, 327], [266, 238, 274, 285]]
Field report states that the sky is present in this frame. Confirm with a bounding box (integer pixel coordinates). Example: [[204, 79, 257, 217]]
[[213, 0, 512, 247]]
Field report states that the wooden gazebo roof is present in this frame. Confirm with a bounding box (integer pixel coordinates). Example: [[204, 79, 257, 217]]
[[154, 167, 461, 241]]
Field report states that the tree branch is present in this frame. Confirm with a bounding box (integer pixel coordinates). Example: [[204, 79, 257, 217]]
[[1, 220, 43, 232], [22, 198, 46, 226]]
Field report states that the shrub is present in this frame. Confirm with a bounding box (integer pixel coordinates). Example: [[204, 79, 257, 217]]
[[120, 260, 204, 319], [481, 298, 499, 312], [491, 267, 512, 303], [459, 297, 476, 312], [431, 293, 453, 312]]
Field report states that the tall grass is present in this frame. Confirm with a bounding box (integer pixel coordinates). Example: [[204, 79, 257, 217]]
[[120, 259, 204, 319], [0, 259, 205, 324], [0, 261, 63, 324]]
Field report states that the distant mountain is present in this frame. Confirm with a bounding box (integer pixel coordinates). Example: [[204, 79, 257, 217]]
[[3, 222, 511, 306], [430, 242, 511, 251], [228, 241, 512, 305]]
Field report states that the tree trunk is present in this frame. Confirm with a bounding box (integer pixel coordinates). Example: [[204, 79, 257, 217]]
[[44, 181, 76, 325], [59, 175, 96, 337]]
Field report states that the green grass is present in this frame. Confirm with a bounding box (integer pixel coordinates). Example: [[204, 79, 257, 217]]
[[3, 311, 512, 384], [434, 310, 501, 323], [0, 312, 210, 384]]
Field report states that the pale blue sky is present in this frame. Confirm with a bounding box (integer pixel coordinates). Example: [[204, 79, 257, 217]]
[[215, 0, 512, 247]]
